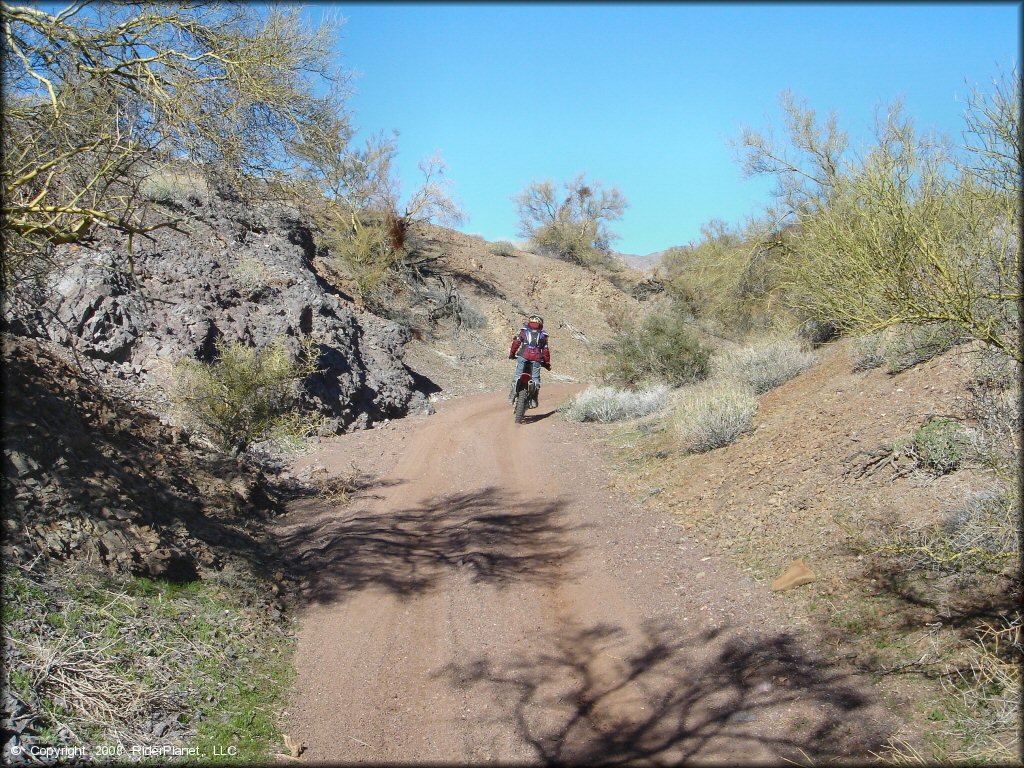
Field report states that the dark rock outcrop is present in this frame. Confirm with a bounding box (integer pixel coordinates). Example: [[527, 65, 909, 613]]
[[2, 335, 282, 578], [4, 192, 425, 431]]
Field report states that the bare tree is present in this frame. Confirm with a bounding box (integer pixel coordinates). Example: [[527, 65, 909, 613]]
[[960, 66, 1021, 197], [1, 1, 346, 289], [513, 173, 628, 266], [301, 125, 464, 306]]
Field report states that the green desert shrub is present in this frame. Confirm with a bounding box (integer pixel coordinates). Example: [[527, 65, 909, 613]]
[[884, 323, 963, 374], [674, 381, 758, 453], [172, 337, 323, 454], [563, 385, 668, 423], [605, 310, 711, 387], [744, 78, 1021, 364], [659, 217, 792, 336], [716, 336, 814, 394], [326, 221, 401, 304], [911, 417, 970, 474], [489, 240, 518, 257]]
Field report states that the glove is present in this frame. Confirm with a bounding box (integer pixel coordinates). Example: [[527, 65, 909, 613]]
[[543, 362, 551, 371], [508, 354, 515, 360]]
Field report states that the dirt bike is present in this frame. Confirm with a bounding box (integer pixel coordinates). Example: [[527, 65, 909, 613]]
[[512, 370, 539, 424]]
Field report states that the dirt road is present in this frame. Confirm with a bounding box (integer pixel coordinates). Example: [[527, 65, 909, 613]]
[[276, 385, 890, 763]]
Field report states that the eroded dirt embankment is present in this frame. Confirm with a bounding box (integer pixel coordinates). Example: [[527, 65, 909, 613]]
[[276, 384, 893, 763]]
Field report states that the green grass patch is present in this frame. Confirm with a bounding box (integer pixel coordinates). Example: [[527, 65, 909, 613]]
[[2, 563, 294, 763]]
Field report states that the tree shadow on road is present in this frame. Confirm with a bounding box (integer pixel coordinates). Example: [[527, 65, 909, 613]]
[[439, 618, 891, 765], [277, 486, 584, 607]]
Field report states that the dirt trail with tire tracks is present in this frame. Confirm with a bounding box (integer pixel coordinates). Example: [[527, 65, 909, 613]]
[[276, 384, 892, 763]]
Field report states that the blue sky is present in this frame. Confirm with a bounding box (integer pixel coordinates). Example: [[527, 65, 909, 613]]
[[314, 4, 1017, 255]]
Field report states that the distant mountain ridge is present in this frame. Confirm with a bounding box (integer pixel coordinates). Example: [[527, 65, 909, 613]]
[[617, 249, 668, 274]]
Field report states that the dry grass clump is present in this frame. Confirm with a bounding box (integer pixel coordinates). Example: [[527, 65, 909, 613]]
[[714, 336, 814, 394], [4, 568, 184, 746], [230, 258, 272, 295], [10, 604, 172, 741], [3, 561, 294, 757], [140, 169, 210, 207], [851, 324, 966, 375], [942, 617, 1021, 761], [876, 487, 1018, 577], [870, 737, 930, 765], [673, 381, 757, 453], [310, 462, 362, 504], [962, 348, 1021, 471], [884, 323, 964, 374], [562, 385, 668, 423]]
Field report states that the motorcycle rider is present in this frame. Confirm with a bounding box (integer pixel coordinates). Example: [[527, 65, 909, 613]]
[[508, 314, 551, 408]]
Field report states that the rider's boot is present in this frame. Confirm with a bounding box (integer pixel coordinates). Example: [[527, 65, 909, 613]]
[[508, 383, 517, 404]]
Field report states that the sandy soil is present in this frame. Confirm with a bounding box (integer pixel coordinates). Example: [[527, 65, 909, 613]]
[[580, 341, 1006, 754], [275, 382, 893, 764]]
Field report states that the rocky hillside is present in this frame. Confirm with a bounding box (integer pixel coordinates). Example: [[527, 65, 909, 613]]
[[0, 183, 653, 578], [1, 334, 300, 581], [4, 187, 654, 428], [395, 227, 652, 397], [618, 249, 666, 274], [4, 189, 429, 433], [0, 183, 654, 759]]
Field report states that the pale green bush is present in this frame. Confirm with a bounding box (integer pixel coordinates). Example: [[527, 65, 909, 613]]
[[230, 258, 271, 294], [716, 337, 814, 394], [563, 385, 668, 423], [911, 418, 970, 474], [851, 332, 887, 371], [171, 337, 323, 454], [674, 381, 758, 452], [489, 241, 518, 257]]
